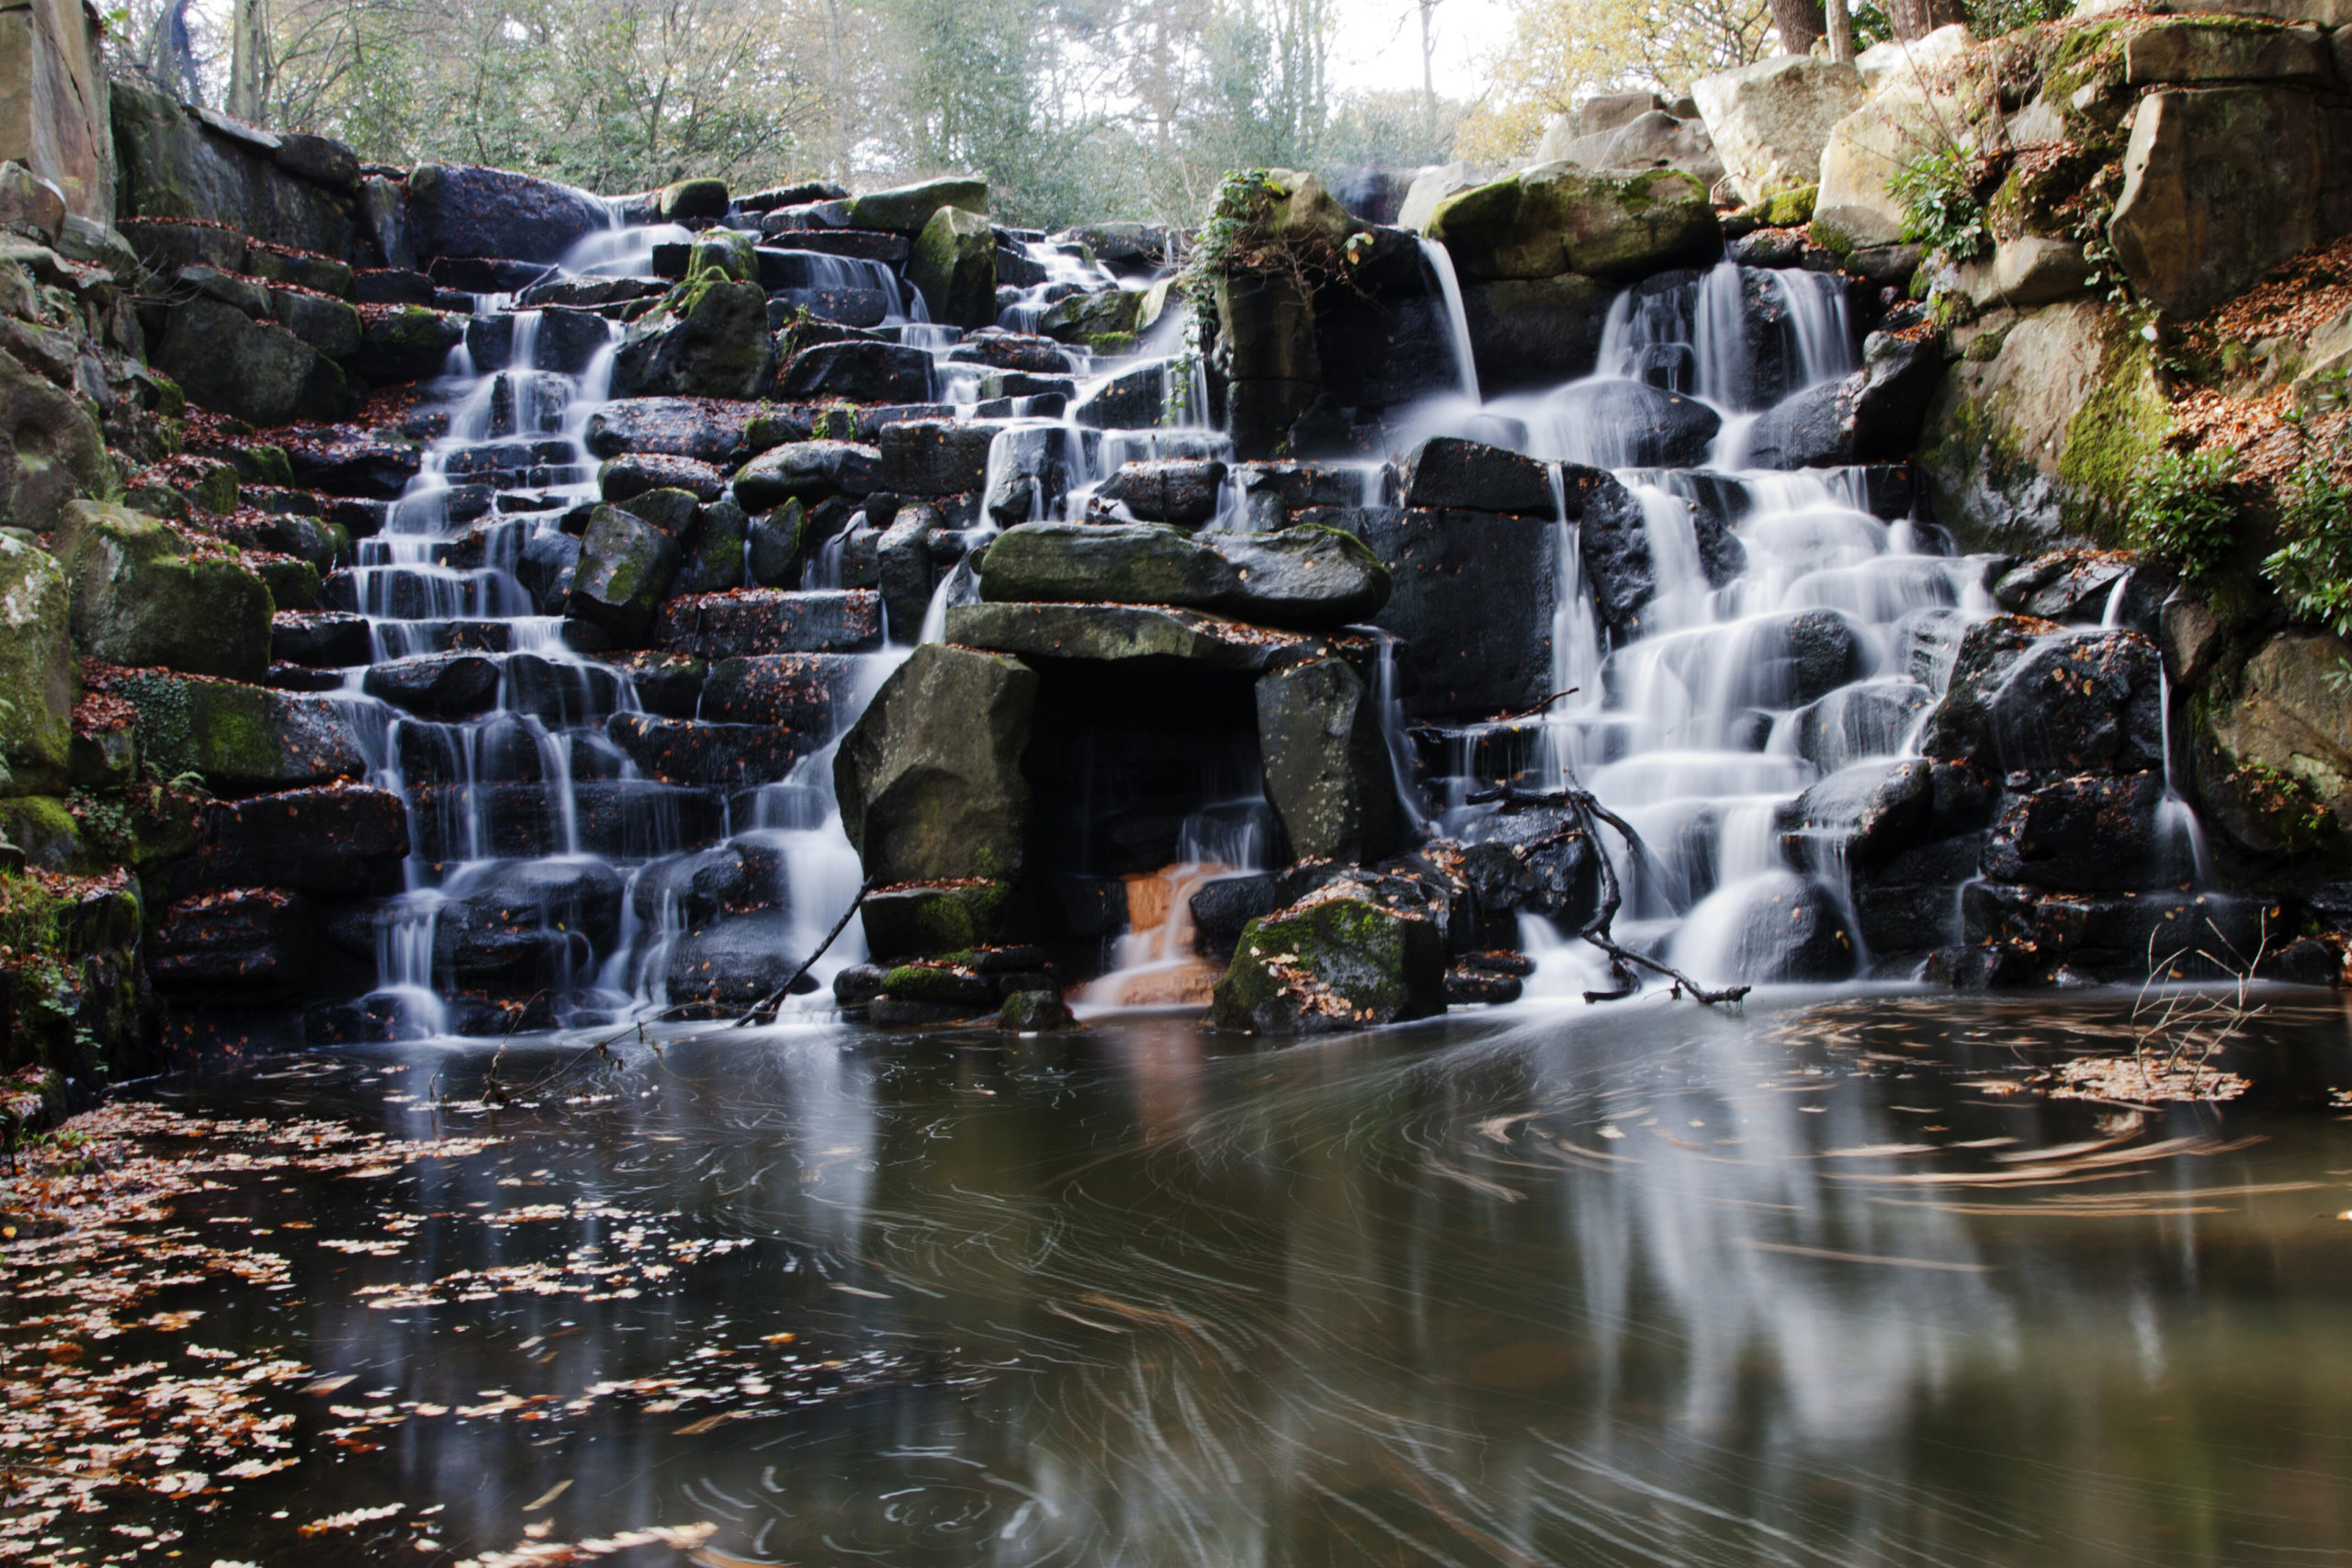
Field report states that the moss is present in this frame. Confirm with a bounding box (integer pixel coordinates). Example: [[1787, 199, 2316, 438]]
[[1084, 332, 1136, 355], [2055, 335, 2171, 543], [1740, 185, 1817, 229], [252, 558, 313, 611], [1964, 322, 2015, 362], [1807, 219, 1857, 258], [0, 796, 93, 874]]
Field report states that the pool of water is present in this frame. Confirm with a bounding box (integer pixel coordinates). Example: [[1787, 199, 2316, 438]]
[[19, 987, 2352, 1565]]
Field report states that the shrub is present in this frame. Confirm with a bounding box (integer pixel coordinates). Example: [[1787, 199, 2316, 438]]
[[2126, 445, 2237, 585], [1890, 142, 1990, 264]]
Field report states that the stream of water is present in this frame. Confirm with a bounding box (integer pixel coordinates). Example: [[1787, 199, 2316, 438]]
[[44, 992, 2352, 1564]]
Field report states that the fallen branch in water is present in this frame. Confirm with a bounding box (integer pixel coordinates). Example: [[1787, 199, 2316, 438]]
[[734, 878, 877, 1027]]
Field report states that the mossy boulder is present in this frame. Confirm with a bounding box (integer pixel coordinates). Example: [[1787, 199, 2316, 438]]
[[1427, 163, 1718, 282], [1209, 883, 1447, 1033], [660, 177, 730, 222], [0, 795, 92, 873], [843, 176, 989, 236], [1255, 656, 1399, 864], [609, 278, 776, 400], [0, 345, 107, 535], [566, 504, 680, 646], [150, 297, 349, 425], [352, 306, 466, 383], [0, 533, 74, 796], [406, 161, 611, 263], [2192, 630, 2352, 867], [905, 205, 997, 329], [834, 643, 1038, 886], [57, 502, 274, 683], [1917, 301, 2166, 552], [107, 671, 365, 792], [1039, 288, 1144, 344], [859, 879, 1015, 960]]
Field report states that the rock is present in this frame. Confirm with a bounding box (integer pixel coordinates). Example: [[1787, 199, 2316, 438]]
[[599, 454, 727, 506], [1072, 363, 1170, 429], [976, 523, 1387, 629], [2197, 630, 2352, 852], [1038, 288, 1144, 344], [2161, 594, 2224, 688], [778, 341, 935, 402], [1216, 528, 1391, 626], [0, 533, 73, 794], [1917, 300, 2165, 551], [834, 643, 1037, 885], [1458, 274, 1612, 394], [876, 418, 997, 495], [2109, 85, 2351, 315], [653, 588, 880, 658], [1744, 379, 1852, 468], [1776, 758, 1933, 870], [361, 651, 502, 716], [1190, 874, 1283, 951], [672, 500, 750, 596], [465, 308, 611, 375], [267, 288, 363, 357], [747, 502, 805, 587], [906, 205, 996, 328], [0, 164, 67, 243], [405, 162, 610, 263], [1427, 163, 1718, 282], [153, 888, 311, 997], [1953, 236, 2095, 310], [517, 530, 581, 613], [843, 177, 989, 236], [659, 176, 729, 221], [1397, 161, 1488, 232], [697, 653, 857, 735], [1458, 802, 1600, 926], [1675, 871, 1857, 983], [1815, 63, 1973, 251], [566, 505, 680, 645], [610, 279, 775, 400], [1209, 879, 1447, 1033], [859, 879, 1013, 959], [152, 296, 346, 425], [732, 440, 879, 510], [1095, 458, 1227, 526], [602, 713, 807, 789], [944, 602, 1343, 672], [434, 859, 623, 984], [0, 342, 106, 536], [57, 502, 273, 682], [109, 79, 352, 254], [107, 671, 366, 790], [1917, 613, 2065, 766], [1577, 471, 1742, 639], [1397, 437, 1554, 513], [1993, 549, 2134, 622], [1849, 330, 1945, 458], [246, 243, 355, 299], [1547, 378, 1721, 467], [352, 305, 466, 383], [583, 399, 753, 464], [1355, 508, 1556, 717], [178, 784, 407, 897], [1983, 771, 2173, 891], [1255, 657, 1398, 863], [1988, 629, 2164, 776], [1690, 56, 1867, 205], [999, 990, 1076, 1031], [1542, 110, 1725, 189]]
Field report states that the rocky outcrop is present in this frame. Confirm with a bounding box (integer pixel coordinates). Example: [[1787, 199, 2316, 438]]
[[1427, 164, 1720, 282], [57, 502, 273, 683], [834, 643, 1037, 886], [1690, 56, 1867, 205]]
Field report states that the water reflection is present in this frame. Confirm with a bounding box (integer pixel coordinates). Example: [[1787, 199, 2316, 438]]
[[128, 992, 2352, 1564]]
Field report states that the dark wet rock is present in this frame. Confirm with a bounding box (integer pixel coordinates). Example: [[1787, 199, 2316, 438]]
[[283, 434, 421, 501], [732, 440, 880, 510], [605, 713, 811, 789], [604, 486, 700, 537], [1544, 379, 1720, 467], [1987, 629, 2164, 777], [153, 887, 311, 997], [1981, 770, 2174, 891], [362, 651, 502, 716], [1444, 967, 1523, 1004], [517, 530, 581, 614], [1353, 508, 1555, 718], [1575, 469, 1742, 639], [1457, 800, 1602, 927], [778, 341, 934, 402], [1189, 874, 1283, 960], [836, 644, 1037, 885], [1776, 759, 1933, 872], [979, 522, 1227, 607], [1094, 459, 1227, 526], [1255, 656, 1399, 864], [1991, 549, 2137, 624], [175, 784, 408, 897], [270, 610, 370, 668], [1790, 678, 1933, 772], [1072, 363, 1168, 429], [583, 399, 755, 464], [877, 419, 1000, 496], [406, 162, 609, 262], [663, 911, 827, 1010], [355, 267, 435, 305], [1000, 990, 1077, 1030], [1397, 437, 1555, 514], [1894, 605, 1967, 693], [1849, 331, 1947, 458], [566, 505, 680, 645], [1744, 379, 1850, 468], [2258, 938, 2342, 987], [671, 499, 750, 597], [1210, 876, 1447, 1033], [907, 205, 998, 328], [842, 177, 989, 236], [352, 305, 467, 382], [747, 503, 807, 588], [1699, 871, 1858, 983], [591, 652, 705, 718], [1458, 275, 1612, 396], [433, 859, 624, 984], [464, 308, 612, 375], [610, 279, 776, 400], [861, 880, 1015, 959], [1958, 882, 2265, 980], [698, 653, 859, 735], [152, 296, 347, 426], [944, 602, 1352, 672]]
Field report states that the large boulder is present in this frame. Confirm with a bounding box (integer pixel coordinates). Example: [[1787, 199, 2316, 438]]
[[1690, 56, 1867, 204], [0, 346, 107, 535], [1356, 508, 1557, 717], [777, 341, 934, 402], [1917, 613, 2064, 767], [842, 177, 989, 236], [1541, 110, 1725, 189], [1458, 275, 1612, 393], [1815, 50, 1981, 250], [906, 205, 997, 328], [1917, 300, 2166, 551], [0, 533, 74, 795], [609, 279, 776, 400], [834, 643, 1037, 885], [351, 305, 465, 383], [1981, 771, 2175, 893], [108, 79, 351, 254], [2196, 630, 2352, 855], [404, 162, 611, 263], [1426, 163, 1719, 282], [583, 399, 755, 464], [1255, 657, 1398, 863], [565, 505, 679, 645], [177, 784, 408, 896], [107, 671, 365, 790], [1209, 877, 1447, 1033], [1577, 473, 1742, 639], [944, 602, 1339, 671], [151, 296, 347, 425], [731, 440, 879, 509], [2109, 85, 2352, 316], [978, 522, 1388, 629], [57, 502, 273, 682]]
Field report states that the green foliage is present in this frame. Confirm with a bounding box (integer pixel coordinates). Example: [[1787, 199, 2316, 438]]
[[2260, 394, 2352, 637], [1962, 0, 2069, 39], [2126, 446, 2237, 585], [1890, 142, 1990, 264]]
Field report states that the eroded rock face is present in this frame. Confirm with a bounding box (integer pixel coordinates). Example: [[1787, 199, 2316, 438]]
[[834, 643, 1038, 886], [1690, 56, 1867, 204]]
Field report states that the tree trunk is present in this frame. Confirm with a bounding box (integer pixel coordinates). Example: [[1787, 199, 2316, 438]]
[[225, 0, 267, 124], [1889, 0, 1966, 40], [1825, 0, 1854, 62], [1770, 0, 1826, 57]]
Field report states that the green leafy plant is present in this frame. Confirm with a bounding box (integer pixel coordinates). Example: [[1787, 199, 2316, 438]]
[[1890, 142, 1990, 265], [2260, 387, 2352, 636], [2126, 445, 2238, 585]]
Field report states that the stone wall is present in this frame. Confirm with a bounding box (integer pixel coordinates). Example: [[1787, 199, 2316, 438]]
[[0, 0, 110, 221]]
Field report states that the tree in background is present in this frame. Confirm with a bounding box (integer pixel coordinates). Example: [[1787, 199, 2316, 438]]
[[1460, 0, 1770, 162]]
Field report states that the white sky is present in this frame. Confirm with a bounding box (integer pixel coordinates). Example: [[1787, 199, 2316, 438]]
[[1325, 0, 1512, 103]]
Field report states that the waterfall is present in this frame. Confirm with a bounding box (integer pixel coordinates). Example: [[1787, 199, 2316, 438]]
[[1417, 236, 1481, 402]]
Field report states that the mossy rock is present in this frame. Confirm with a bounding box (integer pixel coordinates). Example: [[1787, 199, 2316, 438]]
[[0, 795, 92, 874], [1427, 162, 1717, 282], [859, 880, 1016, 959], [57, 502, 275, 683], [843, 177, 989, 236], [1738, 184, 1817, 229], [835, 644, 1037, 886], [660, 177, 730, 222], [108, 671, 365, 792], [0, 342, 109, 536], [906, 205, 998, 329], [0, 533, 77, 797], [1038, 288, 1143, 344], [1208, 890, 1447, 1033]]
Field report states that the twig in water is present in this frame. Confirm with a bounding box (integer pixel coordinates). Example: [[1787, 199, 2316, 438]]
[[735, 878, 877, 1027]]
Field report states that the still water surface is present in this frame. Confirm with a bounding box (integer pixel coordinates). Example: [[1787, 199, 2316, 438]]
[[76, 990, 2352, 1563]]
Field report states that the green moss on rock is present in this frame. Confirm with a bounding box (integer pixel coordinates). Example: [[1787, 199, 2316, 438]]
[[1208, 888, 1446, 1033]]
